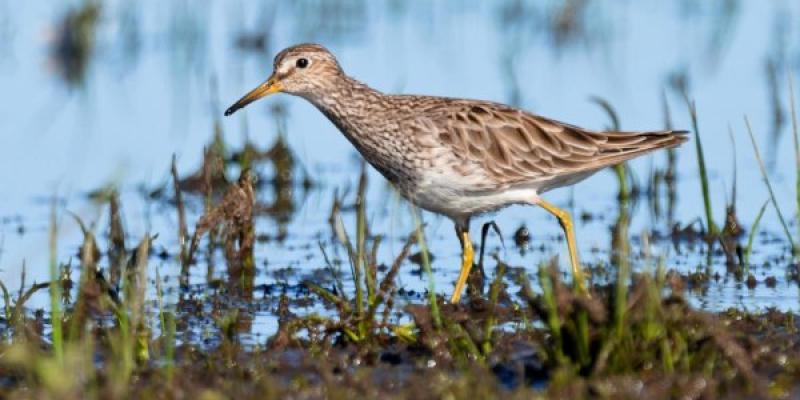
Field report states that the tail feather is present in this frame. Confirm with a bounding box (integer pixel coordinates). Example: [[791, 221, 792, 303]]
[[589, 129, 689, 169]]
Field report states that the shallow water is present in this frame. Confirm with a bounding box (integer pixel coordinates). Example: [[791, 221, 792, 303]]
[[2, 0, 800, 338]]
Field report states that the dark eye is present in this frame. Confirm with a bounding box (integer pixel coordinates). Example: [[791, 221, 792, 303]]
[[296, 58, 309, 68]]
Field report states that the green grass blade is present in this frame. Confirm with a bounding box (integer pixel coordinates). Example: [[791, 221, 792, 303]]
[[482, 261, 506, 354], [728, 125, 738, 214], [333, 213, 363, 318], [537, 264, 565, 365], [789, 75, 800, 243], [613, 215, 630, 340], [318, 242, 346, 298], [48, 197, 63, 364], [744, 200, 769, 271], [744, 117, 796, 255], [590, 96, 631, 201], [686, 100, 718, 236], [413, 210, 441, 329], [0, 280, 9, 322]]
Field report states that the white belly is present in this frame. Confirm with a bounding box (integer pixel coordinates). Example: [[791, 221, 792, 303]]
[[408, 171, 539, 221]]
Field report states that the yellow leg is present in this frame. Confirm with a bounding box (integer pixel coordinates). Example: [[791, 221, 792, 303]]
[[449, 229, 474, 304], [536, 199, 587, 293]]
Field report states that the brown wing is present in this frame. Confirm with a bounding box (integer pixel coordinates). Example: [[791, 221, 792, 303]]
[[422, 100, 688, 189]]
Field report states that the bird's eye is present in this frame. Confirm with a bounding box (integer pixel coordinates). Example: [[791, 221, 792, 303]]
[[296, 58, 309, 68]]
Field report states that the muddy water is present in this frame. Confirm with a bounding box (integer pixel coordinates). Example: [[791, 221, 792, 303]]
[[1, 0, 800, 340]]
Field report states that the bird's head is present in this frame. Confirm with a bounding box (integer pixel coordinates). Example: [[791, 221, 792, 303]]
[[224, 43, 343, 116]]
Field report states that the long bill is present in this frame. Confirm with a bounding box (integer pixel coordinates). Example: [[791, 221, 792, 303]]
[[224, 76, 282, 116]]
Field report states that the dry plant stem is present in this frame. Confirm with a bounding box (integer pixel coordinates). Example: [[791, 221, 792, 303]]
[[355, 166, 369, 318], [109, 191, 126, 287], [171, 155, 189, 270], [366, 231, 417, 325]]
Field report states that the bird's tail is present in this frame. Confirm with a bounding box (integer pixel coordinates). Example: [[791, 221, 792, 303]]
[[587, 129, 689, 169]]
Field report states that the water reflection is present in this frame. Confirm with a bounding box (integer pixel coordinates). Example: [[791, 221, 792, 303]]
[[50, 1, 100, 87], [678, 0, 741, 70], [288, 0, 368, 44], [0, 1, 12, 60]]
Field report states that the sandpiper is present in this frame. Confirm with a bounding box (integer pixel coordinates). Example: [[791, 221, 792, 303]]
[[224, 43, 688, 303]]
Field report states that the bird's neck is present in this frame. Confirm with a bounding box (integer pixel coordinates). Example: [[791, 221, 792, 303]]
[[304, 75, 385, 141], [303, 75, 420, 188]]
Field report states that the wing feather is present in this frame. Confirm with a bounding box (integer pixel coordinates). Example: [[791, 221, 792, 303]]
[[419, 99, 688, 190]]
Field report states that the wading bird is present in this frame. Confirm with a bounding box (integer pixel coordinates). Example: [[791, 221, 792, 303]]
[[224, 44, 687, 303]]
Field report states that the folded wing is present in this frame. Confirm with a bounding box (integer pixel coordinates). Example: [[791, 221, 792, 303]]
[[422, 100, 688, 190]]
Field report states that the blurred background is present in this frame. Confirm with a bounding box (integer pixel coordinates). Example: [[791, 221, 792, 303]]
[[2, 0, 800, 314]]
